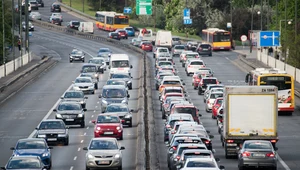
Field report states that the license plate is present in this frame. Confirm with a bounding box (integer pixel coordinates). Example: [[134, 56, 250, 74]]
[[220, 47, 224, 49], [99, 160, 110, 164], [113, 36, 118, 38], [118, 68, 124, 70], [104, 132, 114, 134], [253, 153, 265, 157], [203, 49, 208, 51], [66, 119, 74, 121], [47, 138, 57, 141], [126, 121, 130, 123]]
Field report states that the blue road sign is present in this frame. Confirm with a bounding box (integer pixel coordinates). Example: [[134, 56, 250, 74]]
[[183, 8, 190, 19], [183, 19, 192, 25], [259, 31, 280, 47], [124, 7, 132, 14]]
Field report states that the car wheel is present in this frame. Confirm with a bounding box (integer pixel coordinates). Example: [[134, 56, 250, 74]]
[[64, 137, 69, 146], [209, 53, 212, 56], [129, 120, 132, 127], [194, 85, 197, 90], [80, 121, 85, 128], [48, 161, 52, 169], [129, 86, 132, 90], [162, 110, 166, 119], [69, 60, 72, 63], [186, 72, 189, 76], [118, 165, 122, 170], [120, 134, 123, 140], [82, 59, 85, 62], [182, 63, 184, 67], [153, 54, 155, 58], [238, 166, 244, 170], [95, 84, 98, 89], [218, 127, 221, 134], [82, 104, 86, 109], [156, 85, 159, 90], [92, 90, 95, 94], [205, 108, 209, 113]]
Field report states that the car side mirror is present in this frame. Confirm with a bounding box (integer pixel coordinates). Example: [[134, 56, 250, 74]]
[[91, 120, 96, 124], [219, 165, 225, 169], [10, 147, 15, 150], [127, 94, 130, 98], [199, 114, 202, 117], [130, 65, 133, 69], [209, 135, 214, 138], [215, 158, 220, 162], [130, 109, 134, 112], [85, 96, 88, 99], [120, 146, 125, 150], [83, 147, 88, 150], [53, 109, 57, 112], [35, 127, 39, 130], [83, 108, 87, 111], [98, 94, 102, 98]]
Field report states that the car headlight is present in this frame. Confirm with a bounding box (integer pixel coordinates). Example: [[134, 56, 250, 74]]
[[89, 85, 94, 88], [87, 154, 94, 159], [80, 101, 84, 104], [125, 114, 131, 118], [81, 56, 84, 58], [121, 100, 127, 103], [102, 100, 108, 104], [14, 154, 20, 157], [70, 56, 73, 58], [127, 81, 132, 84], [58, 134, 67, 137], [116, 126, 121, 130], [56, 114, 62, 118], [114, 154, 120, 159], [77, 114, 83, 118], [94, 74, 98, 77], [37, 134, 46, 138], [42, 153, 49, 157]]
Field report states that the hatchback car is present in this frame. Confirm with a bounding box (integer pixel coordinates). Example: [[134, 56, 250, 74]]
[[72, 77, 95, 94], [124, 27, 135, 36], [88, 57, 106, 73], [36, 0, 44, 7], [22, 21, 34, 31], [100, 85, 130, 112], [238, 140, 278, 170], [104, 103, 133, 127], [170, 103, 201, 124], [155, 71, 175, 90], [61, 90, 88, 109], [197, 43, 212, 56], [159, 76, 185, 93], [50, 3, 61, 12], [108, 32, 121, 40], [153, 47, 169, 58], [140, 41, 153, 52], [49, 13, 62, 22], [172, 45, 185, 57], [67, 21, 80, 30], [198, 77, 220, 95], [186, 41, 198, 51], [205, 92, 224, 112], [83, 138, 125, 170], [212, 98, 223, 119], [181, 52, 200, 67], [10, 138, 52, 168], [1, 156, 48, 170], [92, 114, 123, 140], [115, 29, 128, 39], [110, 72, 133, 90], [185, 59, 205, 76]]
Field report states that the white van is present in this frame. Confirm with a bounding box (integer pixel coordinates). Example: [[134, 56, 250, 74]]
[[109, 54, 133, 75], [155, 30, 172, 50], [78, 22, 94, 34]]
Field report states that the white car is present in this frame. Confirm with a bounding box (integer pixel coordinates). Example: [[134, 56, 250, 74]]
[[205, 92, 224, 112], [185, 59, 205, 76], [179, 50, 193, 62], [203, 87, 224, 103], [178, 157, 225, 170], [203, 84, 224, 99], [72, 77, 95, 94], [153, 47, 169, 58], [181, 52, 200, 66], [168, 121, 198, 142], [49, 13, 62, 22]]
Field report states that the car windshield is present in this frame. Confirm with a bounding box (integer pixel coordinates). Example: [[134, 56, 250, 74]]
[[190, 61, 203, 65], [7, 158, 41, 169], [169, 119, 190, 128], [16, 141, 46, 149], [125, 28, 134, 31], [97, 115, 120, 123], [71, 50, 81, 55], [89, 140, 118, 150], [63, 92, 84, 98], [106, 105, 128, 112], [203, 79, 217, 84], [210, 93, 223, 99], [175, 45, 185, 49], [80, 74, 94, 79], [58, 103, 81, 111], [158, 49, 168, 52], [75, 78, 92, 83], [89, 59, 104, 64], [165, 89, 182, 93], [39, 121, 65, 129], [111, 74, 130, 79], [200, 44, 210, 48], [159, 62, 172, 66], [159, 74, 174, 80], [163, 80, 180, 85], [102, 89, 126, 98], [106, 80, 126, 86], [111, 61, 129, 68], [244, 142, 272, 149], [186, 54, 199, 58], [82, 66, 97, 73], [173, 37, 180, 41], [186, 160, 216, 167], [72, 21, 80, 25], [99, 48, 110, 53], [175, 108, 196, 115]]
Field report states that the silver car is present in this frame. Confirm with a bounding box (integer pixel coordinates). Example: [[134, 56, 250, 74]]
[[178, 157, 225, 170], [72, 77, 95, 94], [88, 57, 106, 73], [172, 36, 181, 46], [172, 45, 185, 57], [29, 11, 42, 20], [61, 90, 88, 109], [79, 73, 99, 89], [98, 48, 112, 65], [83, 138, 125, 170]]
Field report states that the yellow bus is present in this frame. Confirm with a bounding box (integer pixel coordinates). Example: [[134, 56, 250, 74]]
[[95, 11, 129, 32], [245, 68, 294, 114], [201, 28, 231, 51]]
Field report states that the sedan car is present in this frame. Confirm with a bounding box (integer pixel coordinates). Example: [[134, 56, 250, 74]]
[[185, 59, 205, 76], [29, 0, 39, 10], [72, 77, 95, 94], [22, 21, 34, 31], [35, 119, 69, 145], [104, 103, 133, 127], [61, 90, 87, 109], [110, 73, 133, 90], [108, 32, 121, 40], [155, 71, 175, 90], [153, 47, 169, 58], [177, 157, 225, 170], [172, 45, 185, 57], [49, 13, 62, 22], [140, 41, 153, 52], [92, 114, 123, 140], [67, 21, 80, 30], [54, 101, 87, 128], [164, 114, 194, 141], [29, 11, 41, 20], [115, 29, 128, 39], [51, 17, 62, 26], [212, 97, 223, 119], [238, 140, 278, 170], [83, 138, 125, 170], [10, 138, 52, 168], [50, 3, 61, 12], [1, 156, 48, 170], [69, 49, 85, 62]]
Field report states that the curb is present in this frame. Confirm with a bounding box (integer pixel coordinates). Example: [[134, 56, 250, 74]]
[[0, 57, 52, 93]]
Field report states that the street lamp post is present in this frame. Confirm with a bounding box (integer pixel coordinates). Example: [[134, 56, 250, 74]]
[[250, 0, 254, 53], [279, 19, 292, 43]]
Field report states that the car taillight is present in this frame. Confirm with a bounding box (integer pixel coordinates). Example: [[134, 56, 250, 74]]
[[166, 124, 171, 128], [199, 47, 202, 50], [160, 85, 165, 89], [227, 140, 234, 143], [172, 146, 177, 150], [110, 36, 112, 38], [270, 140, 277, 143], [207, 100, 210, 104], [188, 65, 191, 68], [242, 151, 251, 157], [171, 131, 176, 134], [266, 152, 275, 157], [204, 140, 211, 144], [176, 155, 180, 160], [195, 78, 200, 82]]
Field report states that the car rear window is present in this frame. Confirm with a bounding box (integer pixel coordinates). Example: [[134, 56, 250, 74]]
[[72, 21, 80, 25], [111, 33, 119, 36], [166, 89, 182, 93], [200, 44, 210, 48], [203, 79, 217, 84], [173, 38, 180, 41], [186, 54, 199, 58], [190, 61, 203, 65], [163, 81, 180, 85], [119, 31, 126, 33], [175, 45, 185, 49], [210, 93, 223, 99], [184, 152, 211, 159], [187, 160, 216, 168], [125, 28, 134, 31], [217, 99, 223, 104], [175, 108, 196, 115], [178, 146, 206, 155]]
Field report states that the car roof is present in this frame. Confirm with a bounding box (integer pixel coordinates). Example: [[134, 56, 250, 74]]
[[174, 121, 198, 125], [186, 157, 215, 162], [164, 86, 183, 90], [107, 103, 128, 107], [103, 85, 126, 89], [165, 93, 184, 96], [82, 63, 97, 67], [76, 76, 92, 80], [178, 143, 207, 148], [162, 76, 181, 80], [59, 101, 81, 105]]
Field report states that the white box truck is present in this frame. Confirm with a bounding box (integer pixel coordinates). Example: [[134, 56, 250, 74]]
[[155, 30, 172, 50], [78, 22, 94, 34], [221, 86, 278, 158]]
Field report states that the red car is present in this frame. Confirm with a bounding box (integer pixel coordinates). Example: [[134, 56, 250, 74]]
[[141, 41, 153, 51], [115, 29, 128, 39], [92, 114, 124, 140], [212, 97, 223, 119]]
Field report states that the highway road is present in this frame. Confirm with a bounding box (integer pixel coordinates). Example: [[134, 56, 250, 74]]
[[0, 25, 142, 170]]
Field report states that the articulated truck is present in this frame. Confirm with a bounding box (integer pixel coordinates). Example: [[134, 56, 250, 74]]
[[221, 86, 278, 158]]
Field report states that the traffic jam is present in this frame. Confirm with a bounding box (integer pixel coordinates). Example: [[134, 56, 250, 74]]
[[152, 42, 279, 170]]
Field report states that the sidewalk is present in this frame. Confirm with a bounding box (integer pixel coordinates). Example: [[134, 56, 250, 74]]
[[234, 46, 300, 93]]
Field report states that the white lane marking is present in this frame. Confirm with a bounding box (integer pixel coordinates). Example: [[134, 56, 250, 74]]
[[94, 110, 96, 112], [84, 132, 86, 136], [97, 101, 99, 104], [70, 166, 73, 170], [78, 148, 81, 151], [95, 106, 98, 108], [278, 155, 291, 170], [28, 85, 73, 138], [225, 57, 229, 60], [86, 126, 89, 130], [91, 115, 94, 118], [81, 140, 84, 143], [73, 156, 77, 160]]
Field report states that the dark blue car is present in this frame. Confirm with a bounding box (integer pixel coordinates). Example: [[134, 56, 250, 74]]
[[10, 138, 52, 168]]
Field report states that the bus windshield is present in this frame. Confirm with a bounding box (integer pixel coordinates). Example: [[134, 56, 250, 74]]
[[260, 76, 291, 90]]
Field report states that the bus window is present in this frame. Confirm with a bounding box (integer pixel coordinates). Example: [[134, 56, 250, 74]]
[[220, 34, 230, 42], [106, 16, 113, 25], [114, 17, 129, 24], [96, 15, 105, 23]]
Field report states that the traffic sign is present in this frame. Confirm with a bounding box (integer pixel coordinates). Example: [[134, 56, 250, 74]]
[[136, 0, 152, 15], [183, 19, 192, 25], [240, 35, 247, 42], [183, 8, 190, 19], [124, 7, 132, 14], [259, 31, 280, 47]]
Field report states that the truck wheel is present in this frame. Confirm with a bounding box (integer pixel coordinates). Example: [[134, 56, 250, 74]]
[[225, 145, 230, 159]]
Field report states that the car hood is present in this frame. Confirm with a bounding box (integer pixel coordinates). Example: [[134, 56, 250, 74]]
[[56, 110, 82, 114], [88, 150, 120, 156], [112, 78, 131, 82], [37, 129, 66, 134], [14, 149, 47, 156], [74, 83, 93, 86], [103, 98, 126, 103], [98, 52, 111, 56]]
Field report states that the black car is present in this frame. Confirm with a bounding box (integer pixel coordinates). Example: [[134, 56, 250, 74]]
[[67, 21, 80, 30], [1, 156, 48, 170], [54, 101, 87, 128], [186, 41, 198, 51], [51, 3, 61, 12], [36, 0, 44, 7], [51, 18, 62, 26], [110, 73, 133, 90], [108, 32, 121, 40], [198, 77, 219, 95], [197, 43, 212, 56], [35, 119, 69, 145], [104, 103, 134, 127]]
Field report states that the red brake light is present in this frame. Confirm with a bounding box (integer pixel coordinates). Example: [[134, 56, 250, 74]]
[[176, 155, 180, 160], [171, 131, 176, 134], [172, 146, 177, 150], [227, 140, 234, 143], [188, 65, 191, 68], [270, 140, 277, 143], [110, 36, 112, 38], [242, 151, 251, 157], [204, 140, 211, 144], [266, 152, 275, 157], [166, 125, 171, 128]]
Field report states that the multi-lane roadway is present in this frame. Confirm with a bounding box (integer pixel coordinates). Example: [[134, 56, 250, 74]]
[[1, 0, 300, 169]]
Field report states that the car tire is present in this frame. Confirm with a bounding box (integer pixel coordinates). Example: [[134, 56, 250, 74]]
[[194, 85, 197, 90], [209, 53, 212, 56], [80, 121, 85, 128], [153, 54, 155, 58], [129, 120, 132, 127], [41, 3, 44, 7], [69, 60, 72, 63], [82, 59, 85, 62], [48, 161, 52, 169], [64, 137, 69, 146], [156, 85, 159, 90], [162, 110, 166, 119], [129, 86, 132, 90], [198, 88, 202, 95], [119, 134, 123, 140], [92, 90, 95, 94], [205, 108, 209, 113], [182, 63, 184, 67], [94, 84, 98, 89], [186, 72, 189, 76], [238, 166, 244, 170], [118, 165, 122, 170]]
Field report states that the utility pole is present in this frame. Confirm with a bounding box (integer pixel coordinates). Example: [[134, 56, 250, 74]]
[[284, 0, 287, 64], [266, 0, 269, 30], [260, 0, 263, 30], [18, 0, 22, 66], [99, 0, 101, 10], [2, 0, 6, 76], [12, 0, 15, 71], [82, 0, 84, 13], [25, 0, 29, 55], [276, 0, 278, 30], [70, 0, 72, 7], [125, 0, 127, 7], [250, 0, 254, 53], [153, 2, 156, 32]]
